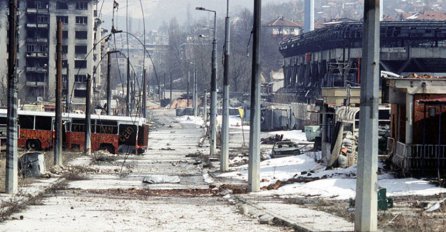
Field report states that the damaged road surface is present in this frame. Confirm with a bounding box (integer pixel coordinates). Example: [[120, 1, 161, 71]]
[[0, 109, 289, 232]]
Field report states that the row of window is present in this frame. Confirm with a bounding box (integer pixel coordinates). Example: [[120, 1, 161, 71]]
[[27, 44, 88, 54], [55, 16, 88, 25], [12, 116, 120, 134], [25, 59, 87, 69], [28, 1, 89, 10]]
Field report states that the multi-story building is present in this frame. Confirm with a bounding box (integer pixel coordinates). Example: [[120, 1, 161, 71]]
[[0, 0, 101, 109]]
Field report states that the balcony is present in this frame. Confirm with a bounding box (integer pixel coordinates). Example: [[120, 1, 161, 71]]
[[75, 24, 88, 31], [26, 67, 47, 73], [26, 8, 37, 14], [27, 38, 48, 43], [26, 81, 46, 87], [26, 52, 48, 58], [26, 23, 49, 29], [74, 82, 87, 89]]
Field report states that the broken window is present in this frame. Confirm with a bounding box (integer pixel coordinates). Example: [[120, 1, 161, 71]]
[[71, 119, 86, 132], [56, 16, 68, 24], [75, 31, 88, 39], [19, 115, 34, 130], [35, 116, 52, 130], [96, 120, 118, 134], [75, 16, 88, 25]]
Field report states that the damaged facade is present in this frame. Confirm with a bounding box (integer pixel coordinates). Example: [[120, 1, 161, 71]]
[[278, 20, 446, 168], [385, 76, 446, 177], [0, 0, 101, 107]]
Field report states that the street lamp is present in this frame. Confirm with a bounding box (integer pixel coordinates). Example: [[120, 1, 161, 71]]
[[196, 6, 217, 157], [221, 0, 231, 171]]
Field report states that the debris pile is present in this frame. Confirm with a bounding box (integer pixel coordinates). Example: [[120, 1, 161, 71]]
[[261, 134, 284, 144]]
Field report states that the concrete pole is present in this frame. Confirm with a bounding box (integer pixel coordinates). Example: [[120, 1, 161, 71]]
[[6, 0, 18, 194], [380, 0, 384, 21], [106, 52, 112, 115], [65, 65, 70, 112], [248, 0, 262, 192], [405, 93, 413, 144], [163, 73, 167, 99], [221, 0, 231, 172], [193, 68, 198, 116], [85, 74, 92, 156], [210, 12, 217, 157], [170, 73, 173, 104], [187, 69, 190, 107], [54, 20, 63, 166], [142, 68, 147, 118], [354, 0, 380, 231], [204, 90, 208, 123], [126, 57, 130, 116], [304, 0, 315, 32]]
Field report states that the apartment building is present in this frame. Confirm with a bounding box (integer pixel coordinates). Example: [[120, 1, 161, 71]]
[[0, 0, 101, 108]]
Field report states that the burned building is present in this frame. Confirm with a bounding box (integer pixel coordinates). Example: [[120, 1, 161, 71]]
[[386, 76, 446, 177], [279, 21, 446, 104]]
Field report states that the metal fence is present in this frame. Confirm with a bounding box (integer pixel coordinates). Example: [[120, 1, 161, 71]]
[[392, 139, 446, 177]]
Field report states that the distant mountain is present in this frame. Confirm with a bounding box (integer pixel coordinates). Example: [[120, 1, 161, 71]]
[[100, 0, 292, 31]]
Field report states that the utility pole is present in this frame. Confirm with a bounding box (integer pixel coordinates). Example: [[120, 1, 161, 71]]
[[132, 72, 136, 112], [221, 0, 231, 172], [187, 69, 190, 107], [193, 68, 198, 116], [204, 90, 208, 123], [210, 11, 218, 157], [142, 68, 147, 118], [163, 73, 167, 99], [85, 74, 92, 156], [355, 0, 380, 231], [65, 65, 70, 112], [248, 0, 262, 192], [170, 73, 173, 104], [126, 57, 130, 116], [54, 20, 63, 166], [6, 0, 18, 194], [106, 51, 112, 115], [107, 50, 120, 115]]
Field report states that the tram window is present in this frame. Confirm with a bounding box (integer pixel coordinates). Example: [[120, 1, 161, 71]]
[[19, 115, 34, 129], [71, 119, 86, 132], [96, 120, 117, 134], [35, 116, 52, 130], [0, 117, 6, 125]]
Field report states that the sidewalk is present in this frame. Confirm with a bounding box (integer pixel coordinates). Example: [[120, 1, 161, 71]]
[[209, 125, 354, 231], [232, 194, 354, 232]]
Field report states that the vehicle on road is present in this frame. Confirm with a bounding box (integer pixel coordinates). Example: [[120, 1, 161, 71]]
[[0, 109, 149, 154]]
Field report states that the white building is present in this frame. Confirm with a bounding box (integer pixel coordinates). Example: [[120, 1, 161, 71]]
[[0, 0, 101, 108]]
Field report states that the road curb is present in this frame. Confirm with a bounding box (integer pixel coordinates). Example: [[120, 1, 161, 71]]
[[232, 195, 317, 232], [0, 177, 66, 220]]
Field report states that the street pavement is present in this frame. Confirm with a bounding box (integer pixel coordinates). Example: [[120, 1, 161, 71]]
[[0, 109, 290, 232]]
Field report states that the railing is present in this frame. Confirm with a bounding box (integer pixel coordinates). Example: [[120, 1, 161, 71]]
[[391, 139, 446, 177], [408, 144, 446, 177]]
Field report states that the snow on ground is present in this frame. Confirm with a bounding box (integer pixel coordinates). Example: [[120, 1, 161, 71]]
[[184, 112, 446, 200], [175, 115, 204, 126], [222, 153, 446, 200], [270, 177, 446, 200], [216, 115, 247, 129], [219, 155, 324, 187]]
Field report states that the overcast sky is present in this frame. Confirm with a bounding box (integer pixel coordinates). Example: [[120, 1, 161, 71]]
[[100, 0, 290, 31]]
